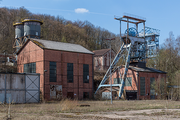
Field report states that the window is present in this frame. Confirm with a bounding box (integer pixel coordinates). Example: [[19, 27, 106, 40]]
[[67, 63, 73, 83], [114, 78, 121, 84], [140, 77, 146, 96], [24, 62, 36, 73], [150, 77, 155, 95], [83, 64, 89, 83], [125, 77, 132, 86], [49, 62, 56, 82], [113, 77, 132, 86], [150, 78, 155, 90], [83, 92, 89, 99]]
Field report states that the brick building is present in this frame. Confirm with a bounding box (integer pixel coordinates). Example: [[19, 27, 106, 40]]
[[93, 48, 116, 71], [102, 62, 166, 100], [17, 38, 94, 100]]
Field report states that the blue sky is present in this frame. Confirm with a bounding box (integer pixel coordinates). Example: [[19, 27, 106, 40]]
[[0, 0, 179, 45]]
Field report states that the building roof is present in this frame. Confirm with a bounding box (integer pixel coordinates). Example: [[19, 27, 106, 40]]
[[102, 88, 119, 92], [129, 66, 166, 74], [17, 39, 94, 55], [93, 48, 115, 56]]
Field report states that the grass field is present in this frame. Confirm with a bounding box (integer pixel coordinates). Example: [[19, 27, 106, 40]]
[[1, 99, 180, 120]]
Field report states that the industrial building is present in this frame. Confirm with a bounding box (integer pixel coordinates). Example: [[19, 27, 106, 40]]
[[93, 48, 116, 71], [14, 19, 94, 100], [17, 38, 94, 100], [102, 62, 166, 100]]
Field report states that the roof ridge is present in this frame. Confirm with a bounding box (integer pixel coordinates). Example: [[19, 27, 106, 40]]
[[93, 48, 110, 51], [32, 39, 83, 46], [31, 39, 94, 54]]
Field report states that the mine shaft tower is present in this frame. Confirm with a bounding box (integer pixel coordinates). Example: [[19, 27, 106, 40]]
[[95, 14, 154, 98]]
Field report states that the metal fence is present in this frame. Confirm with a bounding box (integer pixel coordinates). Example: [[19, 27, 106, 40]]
[[0, 73, 40, 103]]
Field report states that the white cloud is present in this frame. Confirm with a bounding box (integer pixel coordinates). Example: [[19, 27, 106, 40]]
[[75, 8, 89, 13]]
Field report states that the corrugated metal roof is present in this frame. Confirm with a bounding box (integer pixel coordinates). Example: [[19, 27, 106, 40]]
[[129, 66, 166, 74], [31, 39, 94, 54]]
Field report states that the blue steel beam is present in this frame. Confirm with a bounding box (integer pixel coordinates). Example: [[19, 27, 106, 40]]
[[119, 43, 132, 97], [100, 43, 125, 85], [95, 43, 125, 94], [95, 42, 132, 98], [100, 84, 121, 87]]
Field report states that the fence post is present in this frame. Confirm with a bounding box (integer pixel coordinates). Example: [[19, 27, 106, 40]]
[[5, 74, 6, 103]]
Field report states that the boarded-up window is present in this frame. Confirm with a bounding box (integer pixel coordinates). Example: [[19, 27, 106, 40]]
[[67, 63, 73, 83], [24, 62, 36, 73], [49, 62, 56, 82], [140, 77, 145, 96], [83, 64, 89, 83]]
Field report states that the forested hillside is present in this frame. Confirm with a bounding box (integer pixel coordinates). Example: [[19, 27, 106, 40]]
[[0, 7, 118, 54]]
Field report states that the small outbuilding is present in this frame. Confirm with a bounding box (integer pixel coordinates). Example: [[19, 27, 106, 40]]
[[17, 38, 94, 100]]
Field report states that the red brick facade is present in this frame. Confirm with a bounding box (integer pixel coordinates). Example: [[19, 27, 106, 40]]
[[110, 67, 166, 100], [17, 40, 93, 100], [93, 49, 116, 71]]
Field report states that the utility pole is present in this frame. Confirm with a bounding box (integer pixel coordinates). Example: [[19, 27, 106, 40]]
[[105, 38, 115, 104]]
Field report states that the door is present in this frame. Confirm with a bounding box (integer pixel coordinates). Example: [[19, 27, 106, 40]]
[[67, 92, 74, 99], [26, 74, 40, 103]]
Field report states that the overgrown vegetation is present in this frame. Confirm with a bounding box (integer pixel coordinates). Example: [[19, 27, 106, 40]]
[[147, 32, 180, 100]]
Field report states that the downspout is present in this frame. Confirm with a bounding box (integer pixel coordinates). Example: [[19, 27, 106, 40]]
[[43, 49, 45, 100], [92, 54, 94, 99], [136, 71, 139, 100], [5, 74, 6, 103], [77, 53, 79, 99]]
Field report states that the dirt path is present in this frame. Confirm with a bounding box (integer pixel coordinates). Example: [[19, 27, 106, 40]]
[[59, 109, 180, 120], [2, 109, 180, 120]]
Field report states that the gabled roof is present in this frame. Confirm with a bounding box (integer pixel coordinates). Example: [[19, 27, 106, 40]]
[[17, 39, 94, 55], [129, 66, 166, 74], [93, 48, 115, 56]]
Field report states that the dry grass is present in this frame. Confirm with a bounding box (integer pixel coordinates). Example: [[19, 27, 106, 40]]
[[59, 99, 78, 111], [0, 99, 180, 119]]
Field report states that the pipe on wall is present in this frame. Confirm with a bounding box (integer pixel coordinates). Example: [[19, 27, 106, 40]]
[[136, 71, 139, 100]]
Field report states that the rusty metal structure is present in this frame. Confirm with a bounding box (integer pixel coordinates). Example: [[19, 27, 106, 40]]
[[13, 19, 43, 53]]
